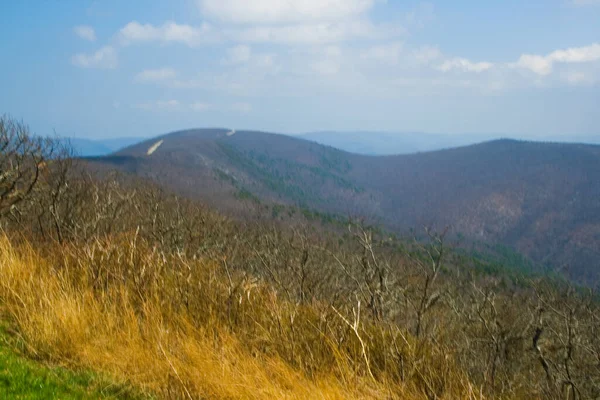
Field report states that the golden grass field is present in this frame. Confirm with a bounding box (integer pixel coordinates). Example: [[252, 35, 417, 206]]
[[0, 234, 483, 399]]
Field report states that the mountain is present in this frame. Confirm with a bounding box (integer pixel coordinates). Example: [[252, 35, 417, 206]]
[[296, 131, 496, 155], [85, 129, 600, 283], [297, 131, 600, 156], [63, 137, 145, 157]]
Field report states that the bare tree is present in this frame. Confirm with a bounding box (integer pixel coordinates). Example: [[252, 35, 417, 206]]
[[406, 226, 449, 338], [0, 116, 56, 217]]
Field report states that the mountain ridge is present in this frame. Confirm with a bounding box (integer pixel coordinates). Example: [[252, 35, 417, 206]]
[[295, 130, 600, 156], [85, 128, 600, 283]]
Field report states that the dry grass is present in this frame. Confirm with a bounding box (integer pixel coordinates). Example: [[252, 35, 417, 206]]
[[0, 234, 481, 399]]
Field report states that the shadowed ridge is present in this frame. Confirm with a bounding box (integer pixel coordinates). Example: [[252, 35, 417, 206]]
[[85, 129, 600, 284]]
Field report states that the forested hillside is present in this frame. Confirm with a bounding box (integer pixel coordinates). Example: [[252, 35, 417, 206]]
[[1, 116, 600, 399], [89, 129, 600, 283]]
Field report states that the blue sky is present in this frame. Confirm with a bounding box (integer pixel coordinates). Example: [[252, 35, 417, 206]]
[[1, 0, 599, 139]]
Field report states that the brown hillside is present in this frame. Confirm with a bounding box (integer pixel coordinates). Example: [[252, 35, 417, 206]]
[[86, 130, 600, 282]]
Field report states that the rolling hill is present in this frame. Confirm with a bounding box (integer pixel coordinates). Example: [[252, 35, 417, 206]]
[[297, 131, 600, 156], [85, 128, 600, 283]]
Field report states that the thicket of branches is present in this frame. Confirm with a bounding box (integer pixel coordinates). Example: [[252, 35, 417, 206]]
[[1, 115, 599, 399]]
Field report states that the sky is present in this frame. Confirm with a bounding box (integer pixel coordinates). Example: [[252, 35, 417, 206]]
[[1, 0, 599, 139]]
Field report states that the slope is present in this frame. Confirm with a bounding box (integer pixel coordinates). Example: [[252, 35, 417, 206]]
[[0, 324, 144, 399], [86, 129, 600, 282]]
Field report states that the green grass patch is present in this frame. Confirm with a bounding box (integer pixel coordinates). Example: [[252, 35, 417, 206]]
[[0, 325, 149, 399]]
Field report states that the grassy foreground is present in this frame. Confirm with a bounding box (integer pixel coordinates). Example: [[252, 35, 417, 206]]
[[0, 324, 144, 399], [0, 234, 481, 399]]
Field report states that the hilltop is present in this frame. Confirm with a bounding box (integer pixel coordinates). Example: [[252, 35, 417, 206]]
[[84, 129, 600, 283], [297, 131, 600, 156]]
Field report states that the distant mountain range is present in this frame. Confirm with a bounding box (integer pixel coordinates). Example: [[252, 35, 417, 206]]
[[64, 131, 600, 157], [83, 128, 600, 283], [295, 131, 493, 155], [295, 131, 600, 155], [61, 137, 146, 157]]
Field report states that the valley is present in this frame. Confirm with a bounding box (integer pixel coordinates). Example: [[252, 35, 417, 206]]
[[86, 128, 600, 283]]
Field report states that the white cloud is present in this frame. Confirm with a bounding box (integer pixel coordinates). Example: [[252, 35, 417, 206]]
[[514, 43, 600, 75], [438, 57, 494, 73], [134, 68, 177, 83], [74, 25, 96, 41], [118, 19, 390, 47], [198, 0, 376, 24], [117, 3, 400, 48], [117, 20, 393, 48], [134, 100, 181, 110], [119, 21, 213, 46], [548, 44, 600, 63], [231, 19, 398, 45], [220, 45, 280, 80], [392, 76, 477, 89], [514, 54, 553, 76], [71, 46, 117, 69], [225, 45, 252, 64]]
